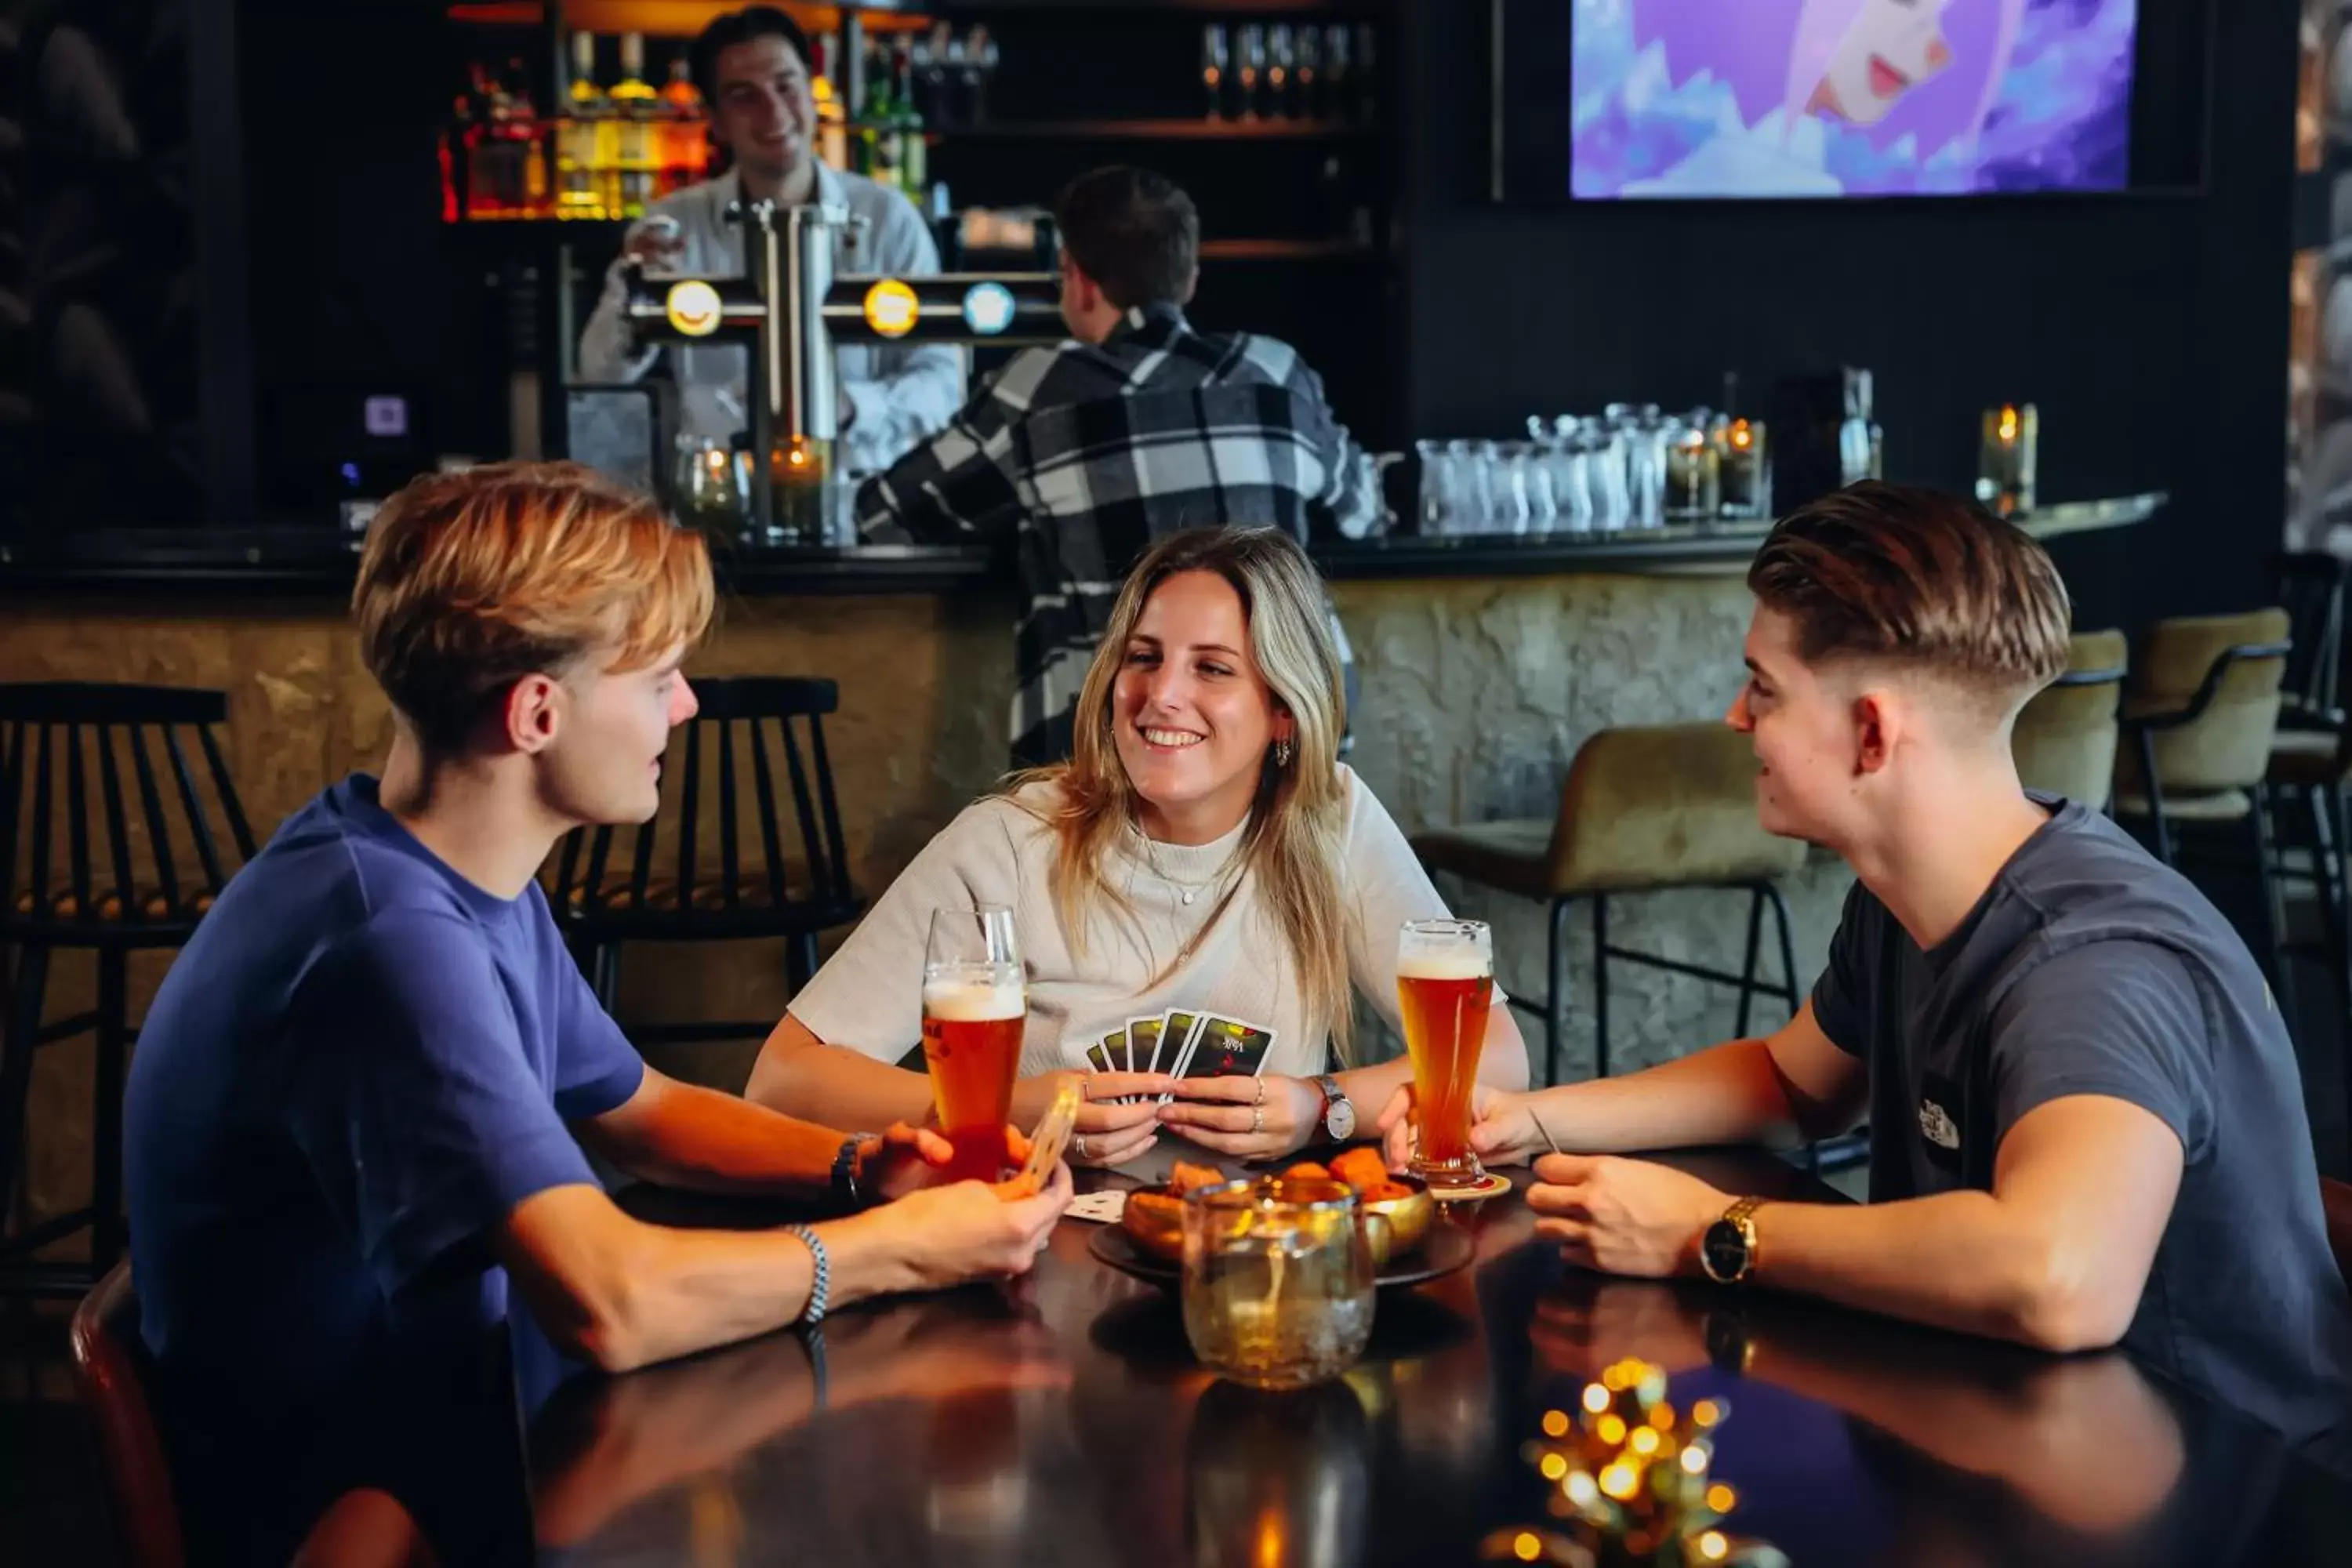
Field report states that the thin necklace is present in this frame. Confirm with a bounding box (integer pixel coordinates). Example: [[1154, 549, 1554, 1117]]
[[1136, 826, 1238, 907]]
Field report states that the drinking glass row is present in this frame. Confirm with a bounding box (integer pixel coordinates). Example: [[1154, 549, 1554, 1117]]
[[1414, 405, 1772, 536]]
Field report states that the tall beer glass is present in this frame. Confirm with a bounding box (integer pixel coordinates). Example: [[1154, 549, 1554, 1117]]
[[1396, 919, 1493, 1189], [922, 906, 1026, 1183]]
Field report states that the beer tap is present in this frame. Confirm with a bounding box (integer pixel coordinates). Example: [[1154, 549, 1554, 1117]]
[[614, 201, 1062, 538]]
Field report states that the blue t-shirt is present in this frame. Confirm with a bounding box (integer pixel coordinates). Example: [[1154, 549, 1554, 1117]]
[[1812, 794, 2352, 1447], [123, 773, 644, 1560]]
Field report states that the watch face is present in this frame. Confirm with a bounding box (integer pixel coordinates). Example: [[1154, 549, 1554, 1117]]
[[1325, 1094, 1356, 1142], [1700, 1219, 1749, 1283]]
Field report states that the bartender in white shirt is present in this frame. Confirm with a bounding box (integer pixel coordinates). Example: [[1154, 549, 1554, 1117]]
[[579, 5, 964, 480]]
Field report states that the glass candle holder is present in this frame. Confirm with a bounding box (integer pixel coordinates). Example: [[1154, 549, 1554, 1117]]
[[1976, 403, 2038, 516], [1663, 421, 1721, 522], [1715, 417, 1768, 517], [1181, 1176, 1374, 1390]]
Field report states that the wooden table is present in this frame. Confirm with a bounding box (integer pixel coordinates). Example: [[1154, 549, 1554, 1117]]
[[517, 1149, 2352, 1566]]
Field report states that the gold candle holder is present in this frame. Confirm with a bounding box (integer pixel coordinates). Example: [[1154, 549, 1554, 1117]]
[[1975, 403, 2038, 517]]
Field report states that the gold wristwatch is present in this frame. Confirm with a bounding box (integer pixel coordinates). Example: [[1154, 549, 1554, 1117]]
[[1699, 1196, 1764, 1285]]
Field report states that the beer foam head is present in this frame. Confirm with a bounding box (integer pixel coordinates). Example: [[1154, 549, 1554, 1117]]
[[1398, 949, 1492, 983], [923, 976, 1026, 1022]]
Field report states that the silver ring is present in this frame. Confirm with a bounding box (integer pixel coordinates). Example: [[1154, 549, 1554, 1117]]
[[1250, 1104, 1265, 1136], [1073, 1133, 1091, 1162]]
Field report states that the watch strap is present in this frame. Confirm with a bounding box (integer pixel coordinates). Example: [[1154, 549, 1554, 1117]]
[[1314, 1073, 1350, 1133], [831, 1133, 872, 1210]]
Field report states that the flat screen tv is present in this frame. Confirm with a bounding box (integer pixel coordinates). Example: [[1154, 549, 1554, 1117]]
[[1493, 0, 2208, 201]]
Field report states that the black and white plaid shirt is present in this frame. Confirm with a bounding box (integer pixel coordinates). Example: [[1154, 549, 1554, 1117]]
[[857, 303, 1377, 765]]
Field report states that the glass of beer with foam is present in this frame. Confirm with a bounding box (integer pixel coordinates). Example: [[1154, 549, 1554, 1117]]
[[1396, 919, 1493, 1189], [922, 906, 1027, 1183]]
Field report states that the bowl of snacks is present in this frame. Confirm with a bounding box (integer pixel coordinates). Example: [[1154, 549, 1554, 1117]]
[[1120, 1149, 1434, 1269]]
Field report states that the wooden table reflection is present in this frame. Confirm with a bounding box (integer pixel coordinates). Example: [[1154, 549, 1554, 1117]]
[[519, 1150, 2352, 1567]]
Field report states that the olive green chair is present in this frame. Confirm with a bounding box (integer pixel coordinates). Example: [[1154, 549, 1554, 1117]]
[[2109, 608, 2295, 1010], [2012, 630, 2128, 810], [1410, 723, 1809, 1087]]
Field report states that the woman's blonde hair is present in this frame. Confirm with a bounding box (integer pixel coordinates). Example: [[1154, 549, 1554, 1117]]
[[1012, 527, 1356, 1058]]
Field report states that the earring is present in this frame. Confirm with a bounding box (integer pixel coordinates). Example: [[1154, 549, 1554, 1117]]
[[1273, 738, 1294, 767]]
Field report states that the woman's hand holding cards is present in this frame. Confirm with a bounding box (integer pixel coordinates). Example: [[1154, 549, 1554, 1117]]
[[1070, 1072, 1172, 1167], [1156, 1074, 1322, 1159]]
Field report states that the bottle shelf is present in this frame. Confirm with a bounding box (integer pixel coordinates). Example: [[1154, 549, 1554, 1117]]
[[441, 214, 1378, 263]]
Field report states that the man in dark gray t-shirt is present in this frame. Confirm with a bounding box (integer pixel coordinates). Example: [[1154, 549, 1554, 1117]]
[[1385, 484, 2352, 1451], [1813, 793, 2352, 1441]]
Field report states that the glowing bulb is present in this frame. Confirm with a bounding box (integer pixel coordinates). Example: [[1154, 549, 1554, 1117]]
[[1512, 1533, 1542, 1563], [1692, 1399, 1722, 1427], [1699, 1531, 1729, 1560], [1650, 1403, 1677, 1430], [1630, 1427, 1661, 1457], [1541, 1410, 1571, 1439], [1599, 1464, 1639, 1501], [1680, 1446, 1709, 1475], [1707, 1483, 1737, 1513], [1539, 1454, 1569, 1482], [1582, 1384, 1610, 1414], [1596, 1414, 1627, 1446], [1565, 1471, 1599, 1508]]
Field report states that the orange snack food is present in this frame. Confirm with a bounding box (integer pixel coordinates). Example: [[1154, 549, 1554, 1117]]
[[1329, 1146, 1392, 1194], [1169, 1160, 1229, 1196], [1281, 1161, 1334, 1182]]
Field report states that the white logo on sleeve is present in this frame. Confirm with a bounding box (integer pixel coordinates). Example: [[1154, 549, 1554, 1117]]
[[1918, 1098, 1961, 1150]]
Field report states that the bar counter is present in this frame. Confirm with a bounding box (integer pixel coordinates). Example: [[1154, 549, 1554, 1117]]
[[0, 492, 2163, 594], [516, 1150, 2350, 1566]]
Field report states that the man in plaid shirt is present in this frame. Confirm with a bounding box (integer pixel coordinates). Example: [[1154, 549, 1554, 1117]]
[[856, 166, 1379, 767]]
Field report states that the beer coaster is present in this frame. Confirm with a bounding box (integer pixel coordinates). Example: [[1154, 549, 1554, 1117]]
[[1421, 1171, 1512, 1201]]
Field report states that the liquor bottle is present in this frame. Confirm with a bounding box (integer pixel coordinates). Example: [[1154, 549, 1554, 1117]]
[[659, 56, 709, 195], [1201, 25, 1230, 122], [610, 33, 660, 220], [965, 25, 997, 125], [456, 64, 496, 219], [1839, 369, 1883, 486], [858, 37, 899, 191], [1354, 24, 1377, 123], [891, 38, 927, 204], [1323, 26, 1351, 129], [917, 23, 953, 125], [504, 60, 552, 218], [1295, 26, 1323, 122], [1267, 24, 1295, 119], [811, 35, 851, 172], [559, 32, 612, 220], [1236, 25, 1265, 121]]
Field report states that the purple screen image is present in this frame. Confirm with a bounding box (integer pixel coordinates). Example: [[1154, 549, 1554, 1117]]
[[1570, 0, 2140, 198]]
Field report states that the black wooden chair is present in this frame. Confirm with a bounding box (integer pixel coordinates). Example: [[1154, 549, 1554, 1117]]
[[550, 677, 863, 1047], [0, 684, 255, 1299], [2264, 554, 2352, 1017]]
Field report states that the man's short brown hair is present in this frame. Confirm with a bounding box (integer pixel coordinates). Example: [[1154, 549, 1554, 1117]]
[[1748, 481, 2071, 709], [1054, 165, 1200, 312], [354, 461, 714, 753]]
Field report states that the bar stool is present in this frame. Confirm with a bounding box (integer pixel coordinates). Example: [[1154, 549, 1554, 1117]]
[[550, 677, 863, 1048], [2012, 630, 2127, 809], [1410, 723, 1808, 1088], [0, 684, 255, 1298], [2110, 610, 2295, 1007]]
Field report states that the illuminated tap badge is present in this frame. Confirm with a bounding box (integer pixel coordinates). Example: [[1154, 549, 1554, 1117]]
[[664, 280, 724, 338], [961, 282, 1017, 337], [863, 278, 921, 339]]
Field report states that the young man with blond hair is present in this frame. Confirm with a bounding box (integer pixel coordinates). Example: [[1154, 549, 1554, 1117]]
[[1385, 481, 2352, 1444], [125, 463, 1069, 1566]]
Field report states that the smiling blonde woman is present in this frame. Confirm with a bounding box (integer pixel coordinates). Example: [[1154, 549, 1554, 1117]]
[[748, 526, 1529, 1169]]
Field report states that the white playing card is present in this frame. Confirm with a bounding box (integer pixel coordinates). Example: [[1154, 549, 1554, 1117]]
[[1065, 1190, 1127, 1224]]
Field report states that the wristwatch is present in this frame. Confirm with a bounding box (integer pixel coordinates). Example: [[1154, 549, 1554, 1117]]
[[829, 1134, 872, 1210], [1699, 1196, 1765, 1285], [1314, 1074, 1356, 1142]]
